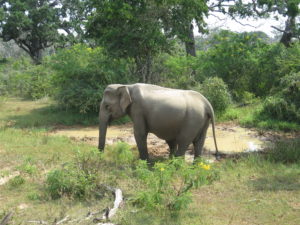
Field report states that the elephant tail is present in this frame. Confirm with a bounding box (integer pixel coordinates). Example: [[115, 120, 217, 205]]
[[210, 110, 220, 160]]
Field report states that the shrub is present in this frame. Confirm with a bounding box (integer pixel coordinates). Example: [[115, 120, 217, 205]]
[[0, 57, 53, 99], [103, 142, 136, 167], [194, 31, 271, 100], [261, 72, 300, 123], [161, 55, 197, 89], [46, 148, 103, 199], [133, 158, 219, 213], [262, 96, 300, 122], [50, 44, 135, 113], [266, 139, 300, 164], [194, 77, 232, 113], [46, 164, 96, 199]]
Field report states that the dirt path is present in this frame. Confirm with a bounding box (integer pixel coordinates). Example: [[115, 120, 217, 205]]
[[50, 123, 289, 159]]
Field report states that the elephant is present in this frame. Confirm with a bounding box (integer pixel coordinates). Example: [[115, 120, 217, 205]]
[[98, 83, 219, 161]]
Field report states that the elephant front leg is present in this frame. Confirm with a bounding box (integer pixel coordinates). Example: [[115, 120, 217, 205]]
[[134, 129, 149, 161]]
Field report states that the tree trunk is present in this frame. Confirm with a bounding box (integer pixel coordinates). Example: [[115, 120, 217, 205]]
[[135, 57, 146, 83], [145, 54, 152, 83], [31, 48, 43, 64], [185, 23, 196, 57], [135, 55, 153, 83], [280, 16, 296, 47]]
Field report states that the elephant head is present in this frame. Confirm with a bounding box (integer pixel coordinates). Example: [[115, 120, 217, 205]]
[[98, 85, 132, 150]]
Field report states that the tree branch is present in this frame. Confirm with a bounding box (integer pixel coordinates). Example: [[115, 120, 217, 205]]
[[271, 26, 286, 33], [231, 17, 260, 28]]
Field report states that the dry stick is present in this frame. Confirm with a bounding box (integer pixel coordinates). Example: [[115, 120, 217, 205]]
[[94, 187, 123, 225], [55, 216, 69, 225], [27, 221, 48, 224], [0, 212, 13, 225]]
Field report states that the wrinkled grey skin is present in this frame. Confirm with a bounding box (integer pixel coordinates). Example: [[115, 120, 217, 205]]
[[98, 83, 219, 160]]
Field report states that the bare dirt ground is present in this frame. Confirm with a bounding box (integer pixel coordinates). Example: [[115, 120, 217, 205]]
[[50, 122, 297, 160]]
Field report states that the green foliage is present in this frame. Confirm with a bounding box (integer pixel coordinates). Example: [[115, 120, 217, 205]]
[[103, 142, 136, 167], [162, 55, 197, 89], [228, 0, 300, 47], [195, 31, 273, 100], [262, 96, 300, 122], [0, 0, 67, 63], [46, 164, 96, 200], [133, 158, 218, 213], [27, 192, 41, 201], [261, 72, 300, 123], [45, 147, 105, 199], [50, 44, 134, 113], [0, 58, 53, 99], [74, 148, 103, 176], [17, 162, 38, 176], [195, 77, 232, 113], [266, 139, 300, 164]]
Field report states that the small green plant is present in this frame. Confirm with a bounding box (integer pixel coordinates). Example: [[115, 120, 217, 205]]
[[103, 142, 136, 166], [133, 158, 219, 213], [27, 192, 41, 201], [46, 164, 96, 199], [74, 148, 103, 176], [46, 148, 105, 199], [17, 162, 38, 175], [8, 175, 25, 188]]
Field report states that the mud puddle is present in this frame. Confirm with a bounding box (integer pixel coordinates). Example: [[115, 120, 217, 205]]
[[50, 123, 288, 159]]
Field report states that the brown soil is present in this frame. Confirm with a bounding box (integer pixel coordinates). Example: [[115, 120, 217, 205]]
[[50, 122, 296, 160]]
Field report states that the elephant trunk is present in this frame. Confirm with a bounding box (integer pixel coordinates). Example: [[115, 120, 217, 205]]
[[98, 106, 109, 151]]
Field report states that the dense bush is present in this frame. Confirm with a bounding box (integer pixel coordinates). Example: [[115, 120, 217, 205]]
[[0, 58, 53, 99], [161, 55, 197, 89], [194, 31, 269, 100], [261, 72, 300, 122], [193, 77, 232, 113], [50, 44, 135, 113]]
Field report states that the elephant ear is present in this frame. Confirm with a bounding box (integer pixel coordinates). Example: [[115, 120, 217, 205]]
[[118, 86, 132, 113]]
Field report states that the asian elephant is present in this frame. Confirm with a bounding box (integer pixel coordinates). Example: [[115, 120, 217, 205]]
[[98, 83, 219, 160]]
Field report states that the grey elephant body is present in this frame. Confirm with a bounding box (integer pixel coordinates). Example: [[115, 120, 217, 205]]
[[99, 83, 219, 160]]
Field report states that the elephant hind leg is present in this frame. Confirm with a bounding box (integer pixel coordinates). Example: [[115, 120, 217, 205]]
[[166, 140, 177, 157], [174, 141, 190, 157], [193, 121, 210, 158]]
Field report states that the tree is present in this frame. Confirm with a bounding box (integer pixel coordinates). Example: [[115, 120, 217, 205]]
[[86, 0, 170, 83], [214, 0, 300, 47], [0, 0, 86, 63], [157, 0, 209, 56]]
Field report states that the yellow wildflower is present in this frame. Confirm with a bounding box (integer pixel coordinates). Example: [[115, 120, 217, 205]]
[[160, 168, 165, 172], [202, 164, 211, 170], [198, 162, 211, 170]]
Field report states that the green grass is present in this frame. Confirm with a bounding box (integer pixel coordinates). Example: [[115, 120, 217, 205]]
[[218, 102, 300, 131], [1, 98, 300, 225]]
